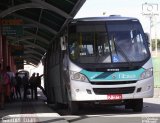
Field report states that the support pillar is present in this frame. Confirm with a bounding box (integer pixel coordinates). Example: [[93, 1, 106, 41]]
[[0, 35, 2, 65], [2, 36, 8, 70], [8, 45, 12, 68]]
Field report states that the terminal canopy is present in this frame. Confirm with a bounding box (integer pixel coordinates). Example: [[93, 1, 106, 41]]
[[0, 0, 86, 66]]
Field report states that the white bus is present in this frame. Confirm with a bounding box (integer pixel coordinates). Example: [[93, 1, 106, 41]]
[[45, 16, 154, 114]]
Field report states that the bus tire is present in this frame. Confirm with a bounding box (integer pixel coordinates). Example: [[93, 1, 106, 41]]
[[132, 99, 143, 112], [68, 101, 79, 114]]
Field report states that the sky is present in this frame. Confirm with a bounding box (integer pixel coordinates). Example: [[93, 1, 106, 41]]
[[75, 0, 160, 38]]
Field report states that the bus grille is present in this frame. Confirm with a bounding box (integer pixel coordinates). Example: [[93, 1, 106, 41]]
[[90, 81, 137, 85], [93, 87, 135, 95]]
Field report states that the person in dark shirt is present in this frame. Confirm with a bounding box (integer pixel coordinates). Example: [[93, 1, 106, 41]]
[[22, 73, 29, 101], [6, 66, 16, 100], [35, 73, 46, 100], [29, 73, 36, 100], [15, 73, 22, 100], [0, 63, 5, 109]]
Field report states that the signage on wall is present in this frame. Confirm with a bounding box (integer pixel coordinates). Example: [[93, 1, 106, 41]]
[[0, 19, 23, 36]]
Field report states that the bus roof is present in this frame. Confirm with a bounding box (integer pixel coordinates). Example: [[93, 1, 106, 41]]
[[73, 16, 139, 23]]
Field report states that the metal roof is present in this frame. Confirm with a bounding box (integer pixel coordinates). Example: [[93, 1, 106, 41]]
[[0, 0, 86, 66]]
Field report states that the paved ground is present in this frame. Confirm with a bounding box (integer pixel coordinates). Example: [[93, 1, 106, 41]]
[[154, 87, 160, 98], [0, 88, 160, 123], [0, 89, 68, 123]]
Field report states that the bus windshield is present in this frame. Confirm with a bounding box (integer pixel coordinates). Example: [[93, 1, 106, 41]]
[[68, 20, 149, 64]]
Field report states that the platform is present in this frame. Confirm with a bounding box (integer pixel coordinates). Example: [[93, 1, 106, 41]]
[[0, 89, 68, 123]]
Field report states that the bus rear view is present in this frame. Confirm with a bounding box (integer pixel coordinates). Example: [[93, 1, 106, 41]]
[[62, 16, 154, 114]]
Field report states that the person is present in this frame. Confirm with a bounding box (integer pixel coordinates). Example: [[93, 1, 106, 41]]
[[117, 39, 136, 61], [0, 64, 10, 109], [22, 73, 29, 101], [0, 63, 5, 109], [6, 66, 16, 100], [112, 32, 135, 62], [35, 73, 46, 100], [29, 73, 36, 100], [15, 73, 22, 100]]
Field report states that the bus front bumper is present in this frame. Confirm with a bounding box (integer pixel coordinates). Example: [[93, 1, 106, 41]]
[[70, 77, 154, 101]]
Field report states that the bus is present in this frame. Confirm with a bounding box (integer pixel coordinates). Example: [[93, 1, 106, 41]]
[[44, 16, 154, 114]]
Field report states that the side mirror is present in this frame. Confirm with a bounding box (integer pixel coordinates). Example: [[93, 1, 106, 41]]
[[144, 33, 150, 47], [60, 36, 66, 51]]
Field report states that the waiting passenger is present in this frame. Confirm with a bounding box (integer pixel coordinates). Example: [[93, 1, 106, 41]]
[[22, 73, 29, 101], [15, 73, 22, 100], [35, 73, 46, 100], [6, 66, 16, 101], [29, 73, 36, 100], [0, 63, 5, 109]]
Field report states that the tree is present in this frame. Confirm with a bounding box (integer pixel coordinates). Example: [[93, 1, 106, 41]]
[[151, 39, 160, 51]]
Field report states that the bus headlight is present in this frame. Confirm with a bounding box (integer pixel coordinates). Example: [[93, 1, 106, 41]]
[[70, 71, 89, 82], [140, 68, 153, 80]]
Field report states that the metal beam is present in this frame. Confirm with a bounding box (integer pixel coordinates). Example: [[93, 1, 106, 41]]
[[22, 40, 46, 52], [24, 56, 39, 61], [65, 0, 75, 5], [23, 24, 38, 28], [0, 3, 41, 17], [24, 56, 40, 65], [24, 57, 38, 65], [8, 35, 33, 40], [24, 50, 44, 57], [7, 36, 46, 52], [0, 2, 71, 18], [49, 0, 86, 42], [8, 34, 50, 45], [24, 45, 46, 54], [24, 54, 41, 61], [24, 62, 37, 67], [34, 8, 43, 44], [13, 13, 57, 34], [24, 57, 38, 63], [31, 0, 71, 18], [70, 0, 86, 17], [24, 31, 50, 44], [18, 36, 33, 40]]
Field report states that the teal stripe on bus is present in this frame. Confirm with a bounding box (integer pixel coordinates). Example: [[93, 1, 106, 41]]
[[80, 68, 145, 81]]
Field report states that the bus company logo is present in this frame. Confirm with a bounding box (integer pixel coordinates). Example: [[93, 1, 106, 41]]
[[112, 75, 116, 79], [118, 74, 136, 79]]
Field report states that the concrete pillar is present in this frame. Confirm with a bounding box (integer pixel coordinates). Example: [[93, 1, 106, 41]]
[[0, 35, 2, 65], [8, 45, 12, 68], [11, 56, 16, 72], [2, 36, 8, 70]]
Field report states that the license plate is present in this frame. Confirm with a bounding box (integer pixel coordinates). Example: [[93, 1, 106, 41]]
[[107, 94, 122, 100]]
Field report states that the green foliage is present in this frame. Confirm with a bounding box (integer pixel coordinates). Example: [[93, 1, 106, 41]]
[[152, 57, 160, 87], [151, 39, 160, 50]]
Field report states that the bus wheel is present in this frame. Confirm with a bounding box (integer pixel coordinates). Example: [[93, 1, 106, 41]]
[[132, 99, 143, 112], [68, 101, 79, 114]]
